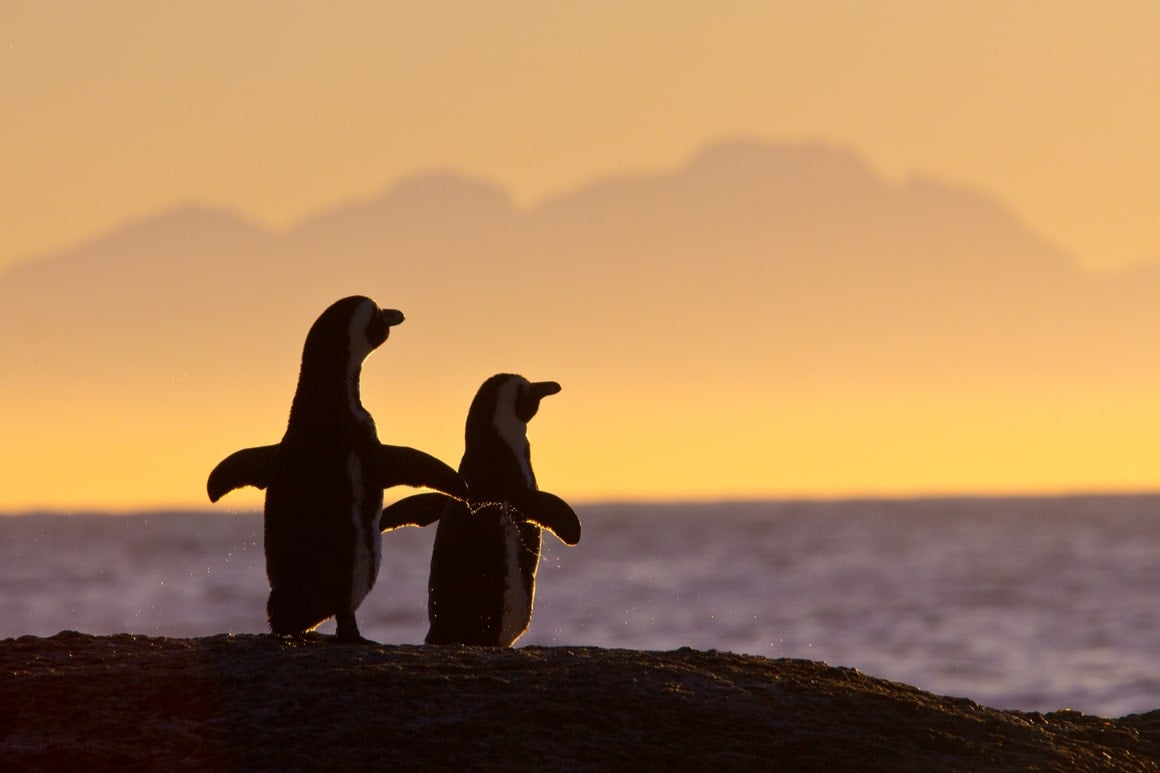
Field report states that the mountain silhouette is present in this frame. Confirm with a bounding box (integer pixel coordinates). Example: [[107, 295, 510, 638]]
[[2, 139, 1156, 506]]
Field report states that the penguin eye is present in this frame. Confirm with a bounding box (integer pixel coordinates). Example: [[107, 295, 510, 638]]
[[365, 315, 388, 348], [515, 386, 539, 422]]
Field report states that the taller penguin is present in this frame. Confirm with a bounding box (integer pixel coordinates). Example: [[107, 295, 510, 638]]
[[207, 296, 467, 643], [382, 373, 581, 647]]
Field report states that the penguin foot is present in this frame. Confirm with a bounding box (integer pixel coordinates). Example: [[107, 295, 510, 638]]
[[332, 633, 377, 645], [334, 616, 375, 645]]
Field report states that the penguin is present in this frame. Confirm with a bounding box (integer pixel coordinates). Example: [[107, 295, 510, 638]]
[[381, 373, 580, 647], [206, 295, 468, 643]]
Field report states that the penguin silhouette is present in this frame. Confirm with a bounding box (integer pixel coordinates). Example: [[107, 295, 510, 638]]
[[382, 373, 580, 646], [207, 296, 467, 642]]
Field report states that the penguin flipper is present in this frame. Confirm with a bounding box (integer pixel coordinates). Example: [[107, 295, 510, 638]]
[[375, 444, 469, 501], [207, 445, 278, 502], [512, 490, 581, 546], [380, 492, 453, 531]]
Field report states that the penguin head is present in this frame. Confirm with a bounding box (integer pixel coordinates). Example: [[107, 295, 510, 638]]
[[467, 373, 561, 443], [300, 295, 404, 372], [513, 378, 562, 423]]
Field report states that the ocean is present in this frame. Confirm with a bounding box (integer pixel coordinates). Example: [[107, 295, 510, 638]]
[[2, 496, 1157, 718]]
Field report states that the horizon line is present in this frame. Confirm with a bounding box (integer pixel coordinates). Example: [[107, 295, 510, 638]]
[[3, 487, 1157, 517]]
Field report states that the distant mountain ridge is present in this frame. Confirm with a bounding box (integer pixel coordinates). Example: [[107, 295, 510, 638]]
[[0, 139, 1069, 281], [5, 137, 1156, 385], [2, 139, 1157, 507]]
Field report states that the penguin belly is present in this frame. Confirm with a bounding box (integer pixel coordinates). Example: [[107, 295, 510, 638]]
[[496, 516, 542, 647], [263, 444, 383, 636], [345, 451, 383, 614], [426, 503, 539, 646]]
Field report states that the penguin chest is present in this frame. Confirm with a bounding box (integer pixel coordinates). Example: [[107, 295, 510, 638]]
[[347, 451, 382, 607], [497, 515, 537, 646]]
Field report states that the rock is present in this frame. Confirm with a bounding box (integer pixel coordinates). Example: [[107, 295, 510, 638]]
[[2, 632, 1157, 770]]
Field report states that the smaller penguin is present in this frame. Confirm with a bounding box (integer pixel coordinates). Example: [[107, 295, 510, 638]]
[[381, 373, 580, 647], [207, 295, 468, 643]]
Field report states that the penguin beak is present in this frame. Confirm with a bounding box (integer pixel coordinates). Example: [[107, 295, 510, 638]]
[[366, 308, 404, 348], [531, 381, 562, 399], [515, 381, 561, 422]]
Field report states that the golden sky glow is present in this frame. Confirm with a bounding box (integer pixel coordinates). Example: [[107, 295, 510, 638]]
[[1, 2, 1159, 510], [4, 2, 1159, 272]]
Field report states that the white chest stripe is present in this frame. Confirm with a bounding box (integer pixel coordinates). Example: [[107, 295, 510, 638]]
[[348, 452, 378, 607], [498, 515, 531, 644], [492, 380, 534, 486], [491, 377, 539, 643], [345, 301, 376, 426]]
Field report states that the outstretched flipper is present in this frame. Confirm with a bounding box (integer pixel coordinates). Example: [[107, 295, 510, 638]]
[[381, 492, 454, 531], [375, 444, 469, 501], [511, 490, 581, 546], [207, 445, 279, 502]]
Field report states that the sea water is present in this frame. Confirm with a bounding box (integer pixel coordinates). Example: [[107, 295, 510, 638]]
[[1, 496, 1157, 718]]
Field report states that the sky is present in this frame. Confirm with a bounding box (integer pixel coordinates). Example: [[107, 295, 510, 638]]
[[2, 2, 1159, 510], [4, 1, 1159, 274]]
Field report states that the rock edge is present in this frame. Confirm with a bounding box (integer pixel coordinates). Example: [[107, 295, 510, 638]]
[[2, 632, 1158, 771]]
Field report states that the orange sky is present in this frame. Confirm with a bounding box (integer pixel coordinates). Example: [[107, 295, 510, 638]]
[[3, 2, 1159, 274], [1, 3, 1159, 510]]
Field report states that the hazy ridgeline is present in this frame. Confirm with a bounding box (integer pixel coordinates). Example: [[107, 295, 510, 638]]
[[3, 141, 1159, 509]]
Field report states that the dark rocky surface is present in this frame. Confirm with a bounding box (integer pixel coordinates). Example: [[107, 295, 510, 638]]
[[2, 632, 1157, 771]]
